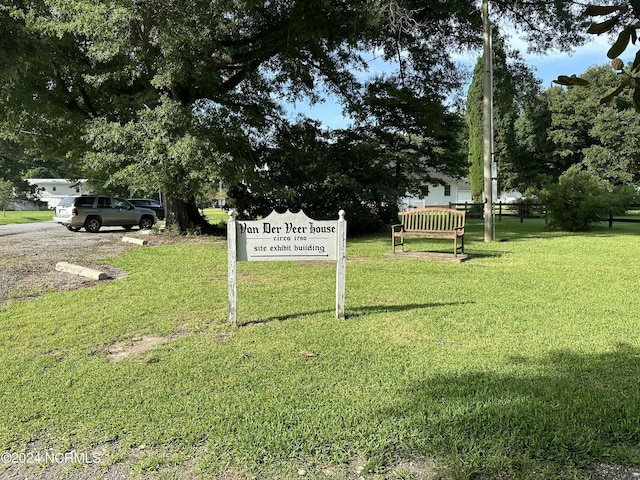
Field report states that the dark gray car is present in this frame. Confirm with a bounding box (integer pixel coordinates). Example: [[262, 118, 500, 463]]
[[53, 195, 157, 232], [127, 198, 165, 220]]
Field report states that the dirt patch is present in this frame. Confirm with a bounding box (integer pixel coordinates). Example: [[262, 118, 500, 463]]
[[106, 335, 172, 362]]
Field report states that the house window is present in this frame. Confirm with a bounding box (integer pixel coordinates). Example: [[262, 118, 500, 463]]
[[52, 186, 56, 192], [420, 185, 429, 197], [76, 186, 80, 193], [444, 184, 451, 196]]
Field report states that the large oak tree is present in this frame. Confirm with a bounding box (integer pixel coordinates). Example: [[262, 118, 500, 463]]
[[0, 0, 596, 231]]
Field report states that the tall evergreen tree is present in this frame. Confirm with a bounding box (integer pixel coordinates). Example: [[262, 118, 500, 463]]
[[467, 60, 485, 203], [466, 34, 538, 202]]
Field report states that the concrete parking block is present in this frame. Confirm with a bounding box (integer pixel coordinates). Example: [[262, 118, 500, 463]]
[[122, 236, 149, 246], [55, 261, 110, 280]]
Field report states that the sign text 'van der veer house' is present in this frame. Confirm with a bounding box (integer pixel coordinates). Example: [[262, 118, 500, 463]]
[[227, 210, 347, 326]]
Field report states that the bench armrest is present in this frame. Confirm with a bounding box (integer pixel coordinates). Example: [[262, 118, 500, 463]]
[[391, 223, 404, 233]]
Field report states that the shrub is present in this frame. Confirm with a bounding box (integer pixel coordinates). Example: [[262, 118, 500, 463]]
[[514, 196, 543, 217], [542, 170, 616, 231]]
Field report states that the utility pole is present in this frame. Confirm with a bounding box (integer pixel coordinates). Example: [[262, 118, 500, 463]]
[[482, 0, 494, 242]]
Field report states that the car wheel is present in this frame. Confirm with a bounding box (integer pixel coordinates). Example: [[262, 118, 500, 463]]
[[139, 216, 155, 230], [66, 226, 80, 232], [84, 217, 102, 233]]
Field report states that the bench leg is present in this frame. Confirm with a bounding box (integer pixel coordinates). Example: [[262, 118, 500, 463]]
[[392, 234, 404, 253], [454, 235, 464, 256]]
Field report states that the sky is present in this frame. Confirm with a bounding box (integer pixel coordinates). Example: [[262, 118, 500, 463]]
[[287, 35, 635, 130], [507, 33, 633, 89]]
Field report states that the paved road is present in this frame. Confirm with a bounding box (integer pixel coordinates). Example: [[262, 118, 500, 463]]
[[0, 221, 60, 237]]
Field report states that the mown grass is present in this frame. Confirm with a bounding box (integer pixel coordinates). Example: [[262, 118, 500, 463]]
[[1, 217, 639, 479], [202, 207, 228, 225], [0, 210, 52, 225], [0, 208, 223, 227]]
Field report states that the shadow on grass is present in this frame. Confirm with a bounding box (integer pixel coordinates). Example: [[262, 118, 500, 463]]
[[384, 343, 640, 478], [392, 247, 504, 260], [240, 301, 473, 326]]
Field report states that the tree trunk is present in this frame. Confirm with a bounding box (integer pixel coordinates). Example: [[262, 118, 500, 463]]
[[165, 196, 221, 235]]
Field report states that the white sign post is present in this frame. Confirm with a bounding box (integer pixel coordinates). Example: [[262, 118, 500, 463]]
[[227, 209, 346, 326]]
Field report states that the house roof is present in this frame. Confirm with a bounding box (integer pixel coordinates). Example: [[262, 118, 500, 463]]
[[27, 178, 88, 186], [425, 169, 470, 190]]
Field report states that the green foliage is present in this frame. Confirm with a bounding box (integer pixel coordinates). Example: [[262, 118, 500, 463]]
[[0, 179, 13, 213], [466, 33, 540, 201], [555, 1, 640, 111], [466, 60, 484, 203], [518, 64, 640, 192], [226, 79, 468, 233], [227, 121, 441, 234], [513, 96, 555, 190], [84, 97, 226, 200], [0, 0, 597, 231], [513, 195, 545, 218], [542, 169, 628, 231]]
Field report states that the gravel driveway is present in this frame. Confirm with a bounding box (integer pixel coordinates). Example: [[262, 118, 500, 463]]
[[0, 222, 135, 307]]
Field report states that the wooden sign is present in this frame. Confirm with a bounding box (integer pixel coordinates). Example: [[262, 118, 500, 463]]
[[235, 210, 339, 261], [228, 210, 346, 325]]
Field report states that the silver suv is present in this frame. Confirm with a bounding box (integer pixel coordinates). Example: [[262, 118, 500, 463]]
[[53, 195, 157, 233]]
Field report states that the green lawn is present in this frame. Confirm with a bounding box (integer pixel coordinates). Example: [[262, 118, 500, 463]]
[[0, 208, 224, 227], [0, 209, 52, 225], [202, 207, 228, 225], [1, 218, 639, 479]]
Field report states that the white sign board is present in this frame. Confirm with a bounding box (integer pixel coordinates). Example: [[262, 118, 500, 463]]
[[236, 210, 338, 261], [227, 209, 346, 325]]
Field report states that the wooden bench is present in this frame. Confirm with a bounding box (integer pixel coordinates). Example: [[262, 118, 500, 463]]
[[392, 207, 466, 256]]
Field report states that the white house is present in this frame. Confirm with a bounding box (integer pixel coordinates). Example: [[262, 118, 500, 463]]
[[26, 179, 91, 208], [400, 172, 473, 210]]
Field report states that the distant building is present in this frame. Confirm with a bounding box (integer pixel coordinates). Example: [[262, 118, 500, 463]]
[[399, 170, 526, 210], [400, 172, 473, 210], [26, 179, 91, 208], [498, 189, 524, 204]]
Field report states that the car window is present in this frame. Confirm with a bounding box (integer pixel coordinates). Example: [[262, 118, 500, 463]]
[[97, 197, 112, 208], [113, 198, 132, 209], [58, 197, 76, 207], [76, 197, 95, 208]]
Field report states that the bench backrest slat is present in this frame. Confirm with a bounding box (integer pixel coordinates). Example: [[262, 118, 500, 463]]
[[401, 207, 465, 232]]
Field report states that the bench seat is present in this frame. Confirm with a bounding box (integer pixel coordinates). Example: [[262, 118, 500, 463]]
[[392, 207, 465, 256]]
